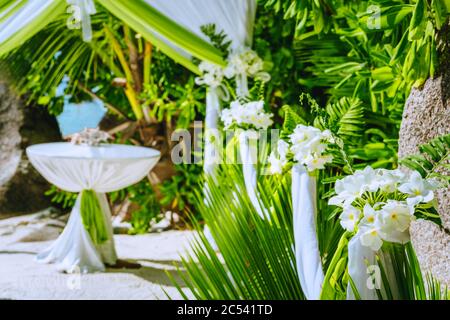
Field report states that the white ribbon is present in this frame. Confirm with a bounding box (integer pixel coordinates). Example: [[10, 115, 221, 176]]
[[203, 87, 221, 178], [347, 235, 400, 300], [239, 131, 267, 218], [201, 74, 222, 252], [292, 164, 324, 299], [67, 0, 96, 41], [236, 73, 249, 98]]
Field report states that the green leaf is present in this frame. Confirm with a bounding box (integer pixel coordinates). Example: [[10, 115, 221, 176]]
[[371, 66, 394, 82], [359, 5, 414, 31], [409, 0, 427, 40], [281, 104, 307, 136], [400, 134, 450, 179]]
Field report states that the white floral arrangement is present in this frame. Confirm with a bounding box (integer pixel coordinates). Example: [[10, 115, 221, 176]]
[[69, 127, 111, 146], [329, 166, 439, 250], [224, 48, 271, 82], [268, 125, 334, 174], [220, 100, 273, 131], [195, 48, 270, 91], [194, 61, 224, 88]]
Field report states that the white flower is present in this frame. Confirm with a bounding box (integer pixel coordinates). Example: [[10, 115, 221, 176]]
[[220, 100, 273, 130], [379, 200, 414, 233], [360, 204, 380, 226], [195, 61, 224, 88], [328, 173, 367, 207], [359, 225, 383, 251], [304, 154, 333, 171], [268, 140, 290, 175], [224, 49, 266, 79], [398, 171, 435, 206], [322, 129, 335, 143], [340, 205, 360, 232], [268, 153, 286, 175], [288, 124, 333, 173], [277, 140, 289, 160], [289, 125, 322, 146], [374, 168, 405, 193]]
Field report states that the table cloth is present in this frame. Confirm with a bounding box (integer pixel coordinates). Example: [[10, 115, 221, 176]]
[[27, 142, 160, 273]]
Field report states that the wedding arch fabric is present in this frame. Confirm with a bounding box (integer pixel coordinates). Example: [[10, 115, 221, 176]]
[[147, 0, 260, 214], [147, 0, 259, 248], [292, 165, 324, 300], [0, 0, 64, 56], [27, 143, 160, 272], [0, 0, 225, 71], [146, 0, 257, 177]]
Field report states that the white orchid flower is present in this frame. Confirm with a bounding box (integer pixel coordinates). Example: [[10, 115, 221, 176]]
[[304, 154, 333, 171], [220, 100, 273, 130], [360, 204, 380, 226], [277, 140, 290, 160], [195, 61, 224, 88], [359, 225, 383, 251], [398, 171, 435, 206], [328, 174, 366, 207], [340, 205, 361, 232], [379, 200, 414, 233]]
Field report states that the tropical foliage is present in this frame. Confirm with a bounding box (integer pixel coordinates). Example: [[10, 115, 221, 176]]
[[168, 1, 450, 300], [0, 0, 448, 300]]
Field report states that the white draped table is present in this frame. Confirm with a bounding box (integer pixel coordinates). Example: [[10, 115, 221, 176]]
[[26, 142, 160, 273]]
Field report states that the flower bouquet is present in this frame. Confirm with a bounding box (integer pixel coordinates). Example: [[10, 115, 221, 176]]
[[328, 166, 440, 299], [269, 124, 335, 299]]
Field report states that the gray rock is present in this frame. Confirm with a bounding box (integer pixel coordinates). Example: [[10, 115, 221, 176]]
[[0, 75, 61, 217], [398, 23, 450, 286], [410, 220, 450, 287]]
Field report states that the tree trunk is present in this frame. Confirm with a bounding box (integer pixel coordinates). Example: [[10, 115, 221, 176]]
[[0, 76, 61, 218], [398, 23, 450, 286]]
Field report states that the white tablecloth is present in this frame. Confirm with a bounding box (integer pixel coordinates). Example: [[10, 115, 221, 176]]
[[27, 143, 160, 273]]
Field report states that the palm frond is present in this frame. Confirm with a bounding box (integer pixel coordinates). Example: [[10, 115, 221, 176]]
[[400, 133, 450, 181], [170, 164, 304, 300]]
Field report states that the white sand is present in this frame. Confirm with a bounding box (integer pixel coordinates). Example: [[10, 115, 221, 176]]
[[0, 211, 195, 300]]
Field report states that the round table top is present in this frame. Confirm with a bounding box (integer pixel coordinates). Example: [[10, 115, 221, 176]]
[[26, 142, 161, 162]]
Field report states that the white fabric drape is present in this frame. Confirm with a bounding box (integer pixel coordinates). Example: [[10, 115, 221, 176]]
[[146, 1, 258, 244], [346, 235, 377, 300], [27, 143, 160, 272], [292, 164, 324, 300], [347, 236, 400, 300], [37, 192, 116, 273], [203, 88, 221, 178], [239, 131, 266, 218], [146, 0, 256, 178], [146, 0, 256, 53], [0, 0, 57, 43]]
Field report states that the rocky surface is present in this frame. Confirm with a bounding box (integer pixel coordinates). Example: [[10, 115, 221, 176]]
[[0, 76, 61, 217], [398, 25, 450, 286], [410, 219, 450, 287], [0, 210, 195, 300]]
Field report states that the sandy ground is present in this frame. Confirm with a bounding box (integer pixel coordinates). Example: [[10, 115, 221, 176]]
[[0, 211, 195, 300]]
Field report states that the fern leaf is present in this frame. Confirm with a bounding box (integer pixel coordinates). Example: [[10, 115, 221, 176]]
[[326, 97, 365, 144], [281, 104, 307, 137], [400, 134, 450, 180]]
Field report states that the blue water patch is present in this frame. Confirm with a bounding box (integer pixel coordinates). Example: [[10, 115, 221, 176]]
[[56, 99, 107, 137], [55, 75, 107, 137]]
